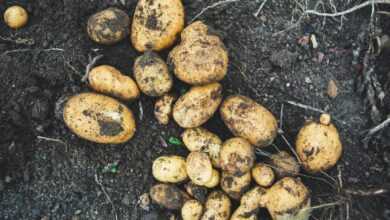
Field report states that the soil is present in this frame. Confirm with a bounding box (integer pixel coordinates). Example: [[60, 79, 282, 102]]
[[0, 0, 389, 220]]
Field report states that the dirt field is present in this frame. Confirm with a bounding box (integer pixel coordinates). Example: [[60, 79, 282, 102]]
[[0, 0, 389, 219]]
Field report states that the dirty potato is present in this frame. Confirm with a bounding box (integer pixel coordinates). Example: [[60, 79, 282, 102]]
[[186, 152, 213, 186], [131, 0, 184, 52], [185, 182, 208, 203], [134, 51, 173, 96], [201, 191, 231, 220], [4, 5, 28, 29], [230, 186, 268, 220], [182, 200, 204, 220], [150, 184, 187, 210], [220, 138, 255, 175], [168, 21, 229, 85], [251, 163, 275, 187], [204, 169, 220, 188], [220, 172, 252, 200], [173, 83, 223, 128], [269, 151, 300, 178], [63, 93, 136, 144], [88, 65, 140, 101], [87, 7, 130, 45], [220, 95, 278, 147], [154, 94, 176, 125], [152, 155, 187, 183]]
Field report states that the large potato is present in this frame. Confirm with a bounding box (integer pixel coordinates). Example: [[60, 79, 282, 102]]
[[152, 155, 187, 183], [154, 94, 176, 125], [220, 95, 278, 147], [150, 184, 187, 210], [87, 7, 130, 45], [269, 151, 300, 178], [4, 5, 28, 29], [131, 0, 184, 52], [182, 200, 204, 220], [186, 152, 213, 186], [134, 51, 173, 97], [201, 191, 231, 220], [63, 93, 136, 144], [251, 163, 275, 187], [173, 83, 222, 128], [168, 21, 229, 85], [88, 65, 140, 101], [220, 138, 255, 175], [220, 172, 251, 200]]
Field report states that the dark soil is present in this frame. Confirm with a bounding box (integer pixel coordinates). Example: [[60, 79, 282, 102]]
[[0, 0, 389, 219]]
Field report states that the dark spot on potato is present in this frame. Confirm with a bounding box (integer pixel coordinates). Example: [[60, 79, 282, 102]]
[[97, 119, 124, 136], [146, 13, 159, 30], [303, 147, 315, 157], [137, 51, 159, 68]]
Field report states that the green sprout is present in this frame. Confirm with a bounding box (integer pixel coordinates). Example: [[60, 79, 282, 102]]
[[102, 161, 120, 174], [168, 136, 183, 146]]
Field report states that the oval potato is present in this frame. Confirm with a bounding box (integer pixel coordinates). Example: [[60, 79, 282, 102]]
[[152, 155, 188, 183], [63, 93, 136, 144], [186, 152, 213, 186], [251, 163, 275, 187], [220, 138, 255, 175], [201, 191, 231, 220], [182, 200, 204, 220], [220, 172, 251, 200], [4, 5, 28, 29], [150, 184, 186, 210], [269, 151, 300, 178], [154, 93, 177, 125]]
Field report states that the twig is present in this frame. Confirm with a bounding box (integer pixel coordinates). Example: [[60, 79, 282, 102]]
[[345, 185, 390, 196], [159, 135, 168, 148], [94, 173, 118, 220], [365, 116, 390, 136], [278, 129, 303, 164], [1, 48, 64, 57], [37, 136, 67, 146], [81, 54, 104, 82], [0, 35, 35, 45], [190, 0, 242, 23], [253, 0, 269, 17], [285, 100, 326, 113], [138, 101, 144, 121]]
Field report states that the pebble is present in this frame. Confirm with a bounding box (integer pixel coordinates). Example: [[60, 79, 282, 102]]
[[138, 193, 150, 211], [327, 80, 338, 98], [304, 77, 312, 84], [5, 176, 12, 183]]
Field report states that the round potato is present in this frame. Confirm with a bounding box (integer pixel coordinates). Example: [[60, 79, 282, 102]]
[[230, 186, 268, 220], [134, 51, 173, 97], [150, 184, 187, 210], [220, 172, 251, 200], [87, 7, 130, 45], [220, 138, 255, 175], [296, 114, 342, 173], [4, 5, 28, 29], [88, 65, 140, 101], [269, 151, 300, 178], [168, 21, 229, 85], [173, 83, 223, 128], [186, 152, 213, 186], [220, 95, 278, 147], [131, 0, 184, 52], [185, 182, 208, 203], [63, 93, 136, 144], [204, 169, 220, 188], [201, 191, 231, 220], [154, 94, 177, 125], [182, 200, 204, 220], [152, 155, 187, 183], [251, 163, 275, 187]]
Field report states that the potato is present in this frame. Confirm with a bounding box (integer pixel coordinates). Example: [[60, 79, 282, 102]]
[[204, 169, 220, 188], [185, 182, 208, 203], [168, 21, 229, 85], [220, 95, 278, 147], [63, 93, 136, 144], [201, 191, 231, 220], [131, 0, 184, 52], [154, 94, 177, 125], [182, 200, 204, 220], [88, 65, 140, 101], [87, 7, 130, 45], [150, 184, 187, 210], [134, 51, 173, 97], [220, 138, 255, 175], [230, 187, 268, 220], [269, 151, 300, 178], [296, 114, 342, 173], [251, 163, 275, 187], [152, 155, 187, 183], [182, 127, 222, 168], [220, 172, 251, 200], [186, 152, 213, 186], [4, 5, 28, 29], [173, 83, 223, 128]]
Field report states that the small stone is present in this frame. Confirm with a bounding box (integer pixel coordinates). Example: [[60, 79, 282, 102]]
[[41, 216, 49, 220], [310, 34, 319, 49], [138, 193, 150, 211], [75, 210, 82, 215], [304, 77, 312, 84], [327, 80, 338, 98], [5, 176, 11, 183]]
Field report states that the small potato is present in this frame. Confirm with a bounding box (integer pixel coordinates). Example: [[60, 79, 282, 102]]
[[152, 155, 187, 183], [204, 169, 220, 188], [296, 114, 342, 173], [4, 5, 28, 29], [269, 151, 300, 178], [201, 191, 231, 220], [88, 65, 140, 101], [150, 184, 187, 210], [173, 83, 223, 128], [220, 138, 255, 175], [154, 94, 176, 125], [251, 163, 275, 187], [131, 0, 184, 52], [182, 200, 204, 220], [186, 152, 213, 186], [182, 127, 222, 168], [220, 172, 251, 200], [63, 93, 136, 144], [185, 182, 208, 203], [230, 186, 268, 220], [134, 51, 173, 97], [220, 95, 278, 147], [168, 21, 229, 85], [87, 7, 130, 45]]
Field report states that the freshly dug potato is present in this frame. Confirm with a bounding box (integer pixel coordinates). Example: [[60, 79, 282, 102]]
[[134, 51, 173, 97], [87, 7, 130, 45], [173, 83, 223, 128], [269, 151, 300, 178], [220, 172, 251, 200], [186, 152, 213, 186], [230, 186, 268, 220], [88, 65, 140, 101], [204, 169, 220, 188], [4, 5, 28, 29], [182, 200, 204, 220], [296, 114, 342, 173], [168, 21, 229, 85], [63, 93, 136, 144], [220, 95, 278, 147], [182, 127, 222, 168], [201, 191, 231, 220], [131, 0, 184, 52], [152, 155, 187, 183], [220, 138, 255, 175], [154, 94, 177, 125], [251, 163, 275, 187], [150, 184, 187, 210], [185, 182, 208, 203]]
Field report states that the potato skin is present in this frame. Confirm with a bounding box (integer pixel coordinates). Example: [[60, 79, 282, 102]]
[[154, 94, 176, 125], [186, 152, 213, 186], [230, 186, 268, 220], [201, 191, 231, 220], [220, 138, 255, 175], [150, 184, 186, 210], [87, 7, 130, 45], [251, 163, 275, 187], [185, 182, 208, 203], [131, 0, 184, 52], [63, 93, 136, 144], [220, 172, 251, 200], [4, 5, 28, 29], [204, 169, 220, 188], [182, 200, 204, 220], [134, 51, 173, 96], [168, 21, 229, 85], [88, 65, 140, 101], [220, 95, 278, 147], [152, 155, 188, 183], [173, 83, 223, 128], [269, 151, 300, 178]]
